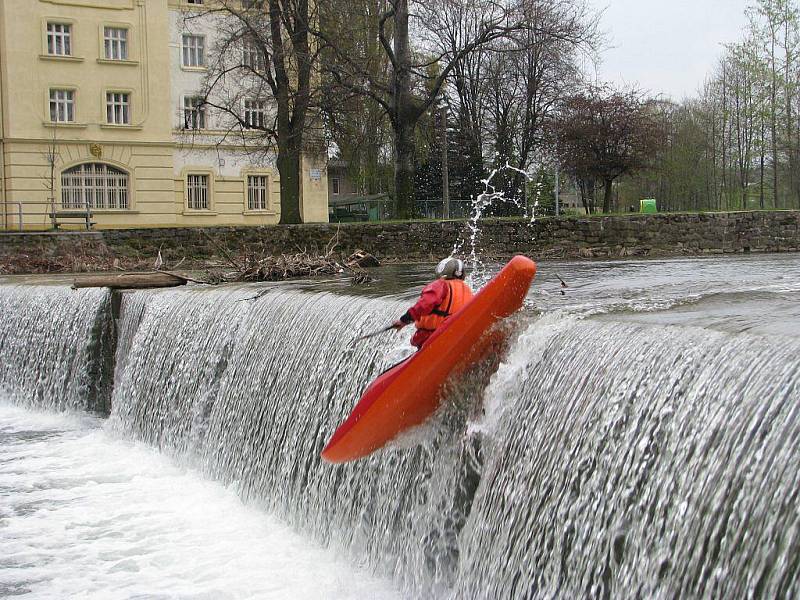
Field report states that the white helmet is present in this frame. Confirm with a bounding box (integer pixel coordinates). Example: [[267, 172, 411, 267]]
[[435, 257, 465, 280]]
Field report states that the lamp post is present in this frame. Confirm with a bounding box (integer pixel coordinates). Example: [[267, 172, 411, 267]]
[[440, 106, 450, 219]]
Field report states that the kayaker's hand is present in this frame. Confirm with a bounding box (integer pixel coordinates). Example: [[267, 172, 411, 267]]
[[392, 320, 407, 330]]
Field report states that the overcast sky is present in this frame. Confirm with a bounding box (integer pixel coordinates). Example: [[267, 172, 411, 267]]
[[585, 0, 753, 100]]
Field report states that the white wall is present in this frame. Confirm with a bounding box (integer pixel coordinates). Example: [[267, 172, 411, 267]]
[[168, 7, 278, 177]]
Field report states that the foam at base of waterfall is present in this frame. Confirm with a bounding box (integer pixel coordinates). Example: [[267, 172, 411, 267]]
[[0, 402, 400, 600]]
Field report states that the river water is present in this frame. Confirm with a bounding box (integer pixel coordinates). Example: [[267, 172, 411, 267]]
[[1, 253, 798, 598]]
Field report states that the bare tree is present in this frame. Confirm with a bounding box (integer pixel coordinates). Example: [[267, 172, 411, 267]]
[[426, 0, 594, 214], [553, 85, 664, 213], [442, 7, 492, 206], [42, 125, 60, 229], [316, 0, 594, 218], [190, 0, 319, 224], [488, 1, 591, 178]]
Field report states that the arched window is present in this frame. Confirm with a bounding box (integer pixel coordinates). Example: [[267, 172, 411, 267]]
[[61, 163, 129, 210]]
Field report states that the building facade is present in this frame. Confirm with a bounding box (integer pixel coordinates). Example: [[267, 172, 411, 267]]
[[0, 0, 328, 230], [327, 160, 391, 222]]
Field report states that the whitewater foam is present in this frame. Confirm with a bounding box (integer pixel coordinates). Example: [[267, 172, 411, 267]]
[[0, 402, 401, 600]]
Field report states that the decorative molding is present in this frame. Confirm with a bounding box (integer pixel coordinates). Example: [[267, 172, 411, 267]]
[[39, 54, 84, 63], [99, 124, 144, 131], [181, 210, 219, 216], [40, 0, 134, 10], [42, 122, 88, 129], [96, 59, 140, 67]]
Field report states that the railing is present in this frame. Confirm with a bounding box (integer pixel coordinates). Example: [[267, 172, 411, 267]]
[[1, 199, 94, 232], [2, 201, 24, 231]]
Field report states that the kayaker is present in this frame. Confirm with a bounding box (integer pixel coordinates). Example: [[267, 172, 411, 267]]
[[392, 257, 474, 349]]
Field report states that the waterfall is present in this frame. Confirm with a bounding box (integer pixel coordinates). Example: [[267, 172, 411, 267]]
[[1, 279, 798, 597], [108, 287, 470, 593], [0, 284, 114, 413], [105, 286, 800, 597], [112, 289, 149, 384], [456, 317, 800, 598]]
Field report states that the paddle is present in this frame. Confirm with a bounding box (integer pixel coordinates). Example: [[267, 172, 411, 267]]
[[555, 272, 568, 295], [351, 324, 397, 344]]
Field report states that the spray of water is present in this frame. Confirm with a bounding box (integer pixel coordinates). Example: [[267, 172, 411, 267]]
[[452, 162, 537, 288]]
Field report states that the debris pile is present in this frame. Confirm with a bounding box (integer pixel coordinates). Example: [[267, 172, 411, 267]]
[[1, 230, 380, 287], [204, 232, 378, 285], [0, 247, 146, 275]]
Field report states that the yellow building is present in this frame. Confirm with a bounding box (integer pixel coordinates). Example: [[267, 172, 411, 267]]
[[0, 0, 328, 230]]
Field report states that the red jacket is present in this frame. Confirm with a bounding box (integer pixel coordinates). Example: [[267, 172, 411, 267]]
[[401, 279, 472, 348], [407, 279, 451, 322]]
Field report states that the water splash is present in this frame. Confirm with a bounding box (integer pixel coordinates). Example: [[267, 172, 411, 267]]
[[453, 163, 534, 288]]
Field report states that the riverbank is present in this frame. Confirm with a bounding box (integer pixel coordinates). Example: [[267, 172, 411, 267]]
[[1, 210, 798, 274]]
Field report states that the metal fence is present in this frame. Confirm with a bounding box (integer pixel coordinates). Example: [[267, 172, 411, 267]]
[[0, 199, 93, 231]]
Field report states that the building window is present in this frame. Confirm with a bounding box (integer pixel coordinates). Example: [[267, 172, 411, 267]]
[[243, 99, 266, 129], [182, 34, 205, 68], [183, 96, 206, 129], [331, 177, 340, 195], [61, 163, 129, 210], [49, 89, 75, 123], [247, 175, 269, 210], [187, 174, 209, 210], [47, 23, 72, 56], [106, 92, 130, 124], [187, 0, 203, 4], [242, 38, 266, 71], [104, 27, 128, 60]]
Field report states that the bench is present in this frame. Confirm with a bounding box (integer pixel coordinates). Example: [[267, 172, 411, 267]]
[[49, 211, 95, 230]]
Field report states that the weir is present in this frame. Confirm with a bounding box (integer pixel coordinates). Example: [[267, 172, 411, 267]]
[[0, 284, 114, 413], [0, 277, 799, 597]]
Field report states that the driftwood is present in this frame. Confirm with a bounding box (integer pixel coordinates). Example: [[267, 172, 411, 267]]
[[346, 249, 380, 268], [72, 271, 189, 290]]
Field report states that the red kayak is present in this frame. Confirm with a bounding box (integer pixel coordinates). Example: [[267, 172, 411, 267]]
[[321, 255, 537, 464]]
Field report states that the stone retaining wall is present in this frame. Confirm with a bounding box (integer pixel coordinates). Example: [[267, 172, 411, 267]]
[[1, 211, 798, 270]]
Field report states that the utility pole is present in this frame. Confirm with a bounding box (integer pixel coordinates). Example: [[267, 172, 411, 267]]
[[440, 106, 450, 219], [554, 159, 560, 217]]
